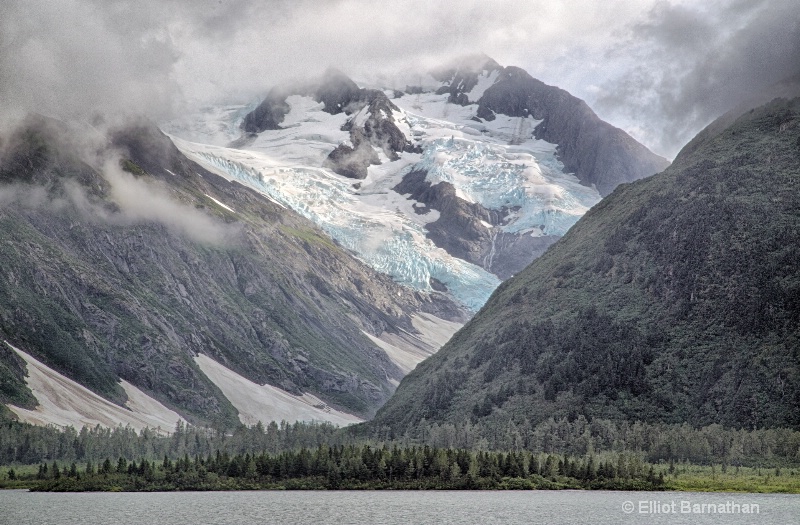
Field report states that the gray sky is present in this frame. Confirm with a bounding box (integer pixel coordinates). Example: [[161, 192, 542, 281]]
[[2, 0, 798, 159]]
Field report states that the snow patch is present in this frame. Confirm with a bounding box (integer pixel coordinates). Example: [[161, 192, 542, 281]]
[[466, 69, 500, 102], [5, 343, 185, 433], [204, 193, 235, 213], [411, 312, 462, 349], [364, 313, 462, 374], [245, 95, 351, 166], [194, 354, 361, 426], [362, 331, 424, 375]]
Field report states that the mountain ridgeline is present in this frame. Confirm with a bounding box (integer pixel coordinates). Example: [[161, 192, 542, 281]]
[[237, 57, 667, 285], [371, 97, 800, 434], [430, 55, 670, 196], [0, 116, 465, 426], [242, 68, 416, 180], [244, 57, 668, 195]]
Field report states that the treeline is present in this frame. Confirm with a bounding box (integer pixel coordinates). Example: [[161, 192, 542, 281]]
[[2, 415, 799, 470], [27, 445, 666, 492], [0, 419, 345, 466], [377, 417, 800, 467]]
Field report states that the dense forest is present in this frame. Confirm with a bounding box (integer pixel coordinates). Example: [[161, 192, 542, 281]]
[[1, 414, 799, 469], [1, 418, 798, 492], [21, 445, 670, 492]]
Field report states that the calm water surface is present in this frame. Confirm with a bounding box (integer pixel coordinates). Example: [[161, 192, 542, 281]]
[[1, 490, 797, 525]]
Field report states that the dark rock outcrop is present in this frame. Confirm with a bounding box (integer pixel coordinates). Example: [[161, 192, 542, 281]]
[[241, 86, 293, 133], [431, 54, 502, 105], [477, 67, 670, 196], [315, 68, 362, 114], [242, 69, 414, 180], [324, 89, 413, 179], [394, 170, 558, 279]]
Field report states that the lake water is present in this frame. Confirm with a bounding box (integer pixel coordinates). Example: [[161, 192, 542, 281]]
[[1, 490, 797, 525]]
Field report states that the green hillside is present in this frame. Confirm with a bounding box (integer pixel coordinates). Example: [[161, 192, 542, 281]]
[[372, 97, 800, 433]]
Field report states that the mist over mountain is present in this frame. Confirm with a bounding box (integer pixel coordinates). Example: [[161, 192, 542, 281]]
[[0, 116, 464, 427]]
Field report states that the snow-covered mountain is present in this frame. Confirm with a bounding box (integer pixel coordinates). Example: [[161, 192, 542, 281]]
[[164, 57, 665, 311], [0, 57, 668, 432]]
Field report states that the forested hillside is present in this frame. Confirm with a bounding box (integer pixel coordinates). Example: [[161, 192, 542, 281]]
[[372, 97, 800, 433]]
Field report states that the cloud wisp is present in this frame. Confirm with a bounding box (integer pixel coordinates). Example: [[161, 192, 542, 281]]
[[2, 0, 798, 158], [102, 157, 238, 246], [592, 0, 800, 157]]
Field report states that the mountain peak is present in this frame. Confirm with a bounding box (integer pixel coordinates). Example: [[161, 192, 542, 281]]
[[475, 66, 670, 196], [430, 54, 502, 81], [316, 68, 361, 114]]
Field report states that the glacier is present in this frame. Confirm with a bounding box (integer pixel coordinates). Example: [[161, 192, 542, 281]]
[[163, 85, 600, 311], [171, 136, 500, 311]]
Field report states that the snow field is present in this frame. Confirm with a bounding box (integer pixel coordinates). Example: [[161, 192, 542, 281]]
[[194, 354, 362, 427], [6, 343, 186, 434], [165, 85, 600, 312]]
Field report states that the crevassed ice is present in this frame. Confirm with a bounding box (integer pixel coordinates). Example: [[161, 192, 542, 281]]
[[175, 140, 500, 311], [167, 91, 600, 312], [406, 133, 599, 237]]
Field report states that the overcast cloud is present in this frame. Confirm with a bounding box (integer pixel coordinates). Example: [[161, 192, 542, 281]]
[[2, 0, 798, 158]]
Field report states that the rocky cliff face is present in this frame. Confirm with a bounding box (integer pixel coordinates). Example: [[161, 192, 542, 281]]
[[243, 69, 414, 179], [0, 116, 465, 427], [476, 66, 670, 196], [392, 170, 558, 280]]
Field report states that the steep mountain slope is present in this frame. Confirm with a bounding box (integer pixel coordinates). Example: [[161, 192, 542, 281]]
[[413, 54, 670, 196], [165, 58, 665, 310], [0, 116, 464, 427], [371, 97, 800, 433], [475, 65, 670, 197]]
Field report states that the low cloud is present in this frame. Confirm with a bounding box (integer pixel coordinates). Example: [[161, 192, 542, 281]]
[[0, 131, 237, 247], [0, 1, 180, 130], [0, 1, 665, 120], [2, 1, 798, 158], [102, 157, 238, 246], [0, 184, 51, 210], [592, 0, 800, 157]]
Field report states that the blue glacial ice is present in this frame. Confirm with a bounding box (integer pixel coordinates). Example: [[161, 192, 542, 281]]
[[409, 135, 600, 237], [181, 146, 501, 312], [168, 94, 600, 313]]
